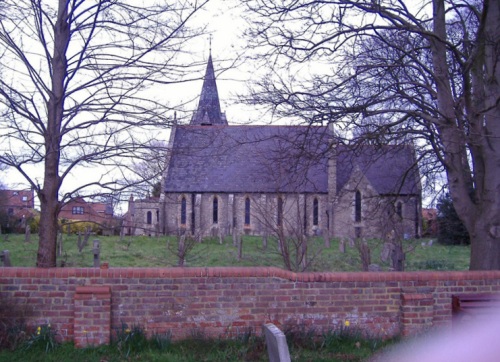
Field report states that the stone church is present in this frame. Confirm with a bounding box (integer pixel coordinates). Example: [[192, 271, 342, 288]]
[[125, 55, 422, 240]]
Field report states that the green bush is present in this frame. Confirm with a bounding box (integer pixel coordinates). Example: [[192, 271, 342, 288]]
[[436, 193, 470, 245]]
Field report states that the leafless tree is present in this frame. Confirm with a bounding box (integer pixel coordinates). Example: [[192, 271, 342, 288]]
[[242, 0, 500, 270], [0, 0, 211, 267]]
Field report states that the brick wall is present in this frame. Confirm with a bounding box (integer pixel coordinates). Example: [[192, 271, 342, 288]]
[[1, 267, 500, 347]]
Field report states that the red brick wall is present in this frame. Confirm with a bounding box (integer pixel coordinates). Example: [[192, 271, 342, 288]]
[[1, 267, 500, 347]]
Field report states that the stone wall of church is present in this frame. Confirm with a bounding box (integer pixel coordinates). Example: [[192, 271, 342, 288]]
[[163, 192, 331, 238], [162, 190, 420, 240], [125, 199, 160, 236]]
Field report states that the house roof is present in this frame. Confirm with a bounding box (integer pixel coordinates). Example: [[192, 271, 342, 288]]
[[164, 125, 420, 196]]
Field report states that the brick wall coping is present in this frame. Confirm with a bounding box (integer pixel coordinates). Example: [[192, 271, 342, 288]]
[[1, 266, 500, 282]]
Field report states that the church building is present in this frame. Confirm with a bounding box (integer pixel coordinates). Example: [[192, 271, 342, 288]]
[[127, 55, 422, 240]]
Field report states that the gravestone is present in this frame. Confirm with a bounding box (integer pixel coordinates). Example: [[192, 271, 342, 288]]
[[323, 234, 330, 248], [263, 323, 291, 362], [25, 225, 31, 243], [93, 239, 100, 267], [1, 250, 11, 267], [339, 238, 346, 253], [380, 242, 393, 262]]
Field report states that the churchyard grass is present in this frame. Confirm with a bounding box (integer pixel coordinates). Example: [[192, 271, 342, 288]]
[[0, 322, 396, 361], [0, 233, 470, 270]]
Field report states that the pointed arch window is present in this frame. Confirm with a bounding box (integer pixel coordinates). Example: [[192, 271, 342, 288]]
[[277, 197, 283, 226], [213, 196, 218, 224], [181, 197, 187, 225], [396, 201, 403, 219], [313, 198, 319, 226], [146, 211, 152, 224], [355, 191, 361, 222], [244, 197, 251, 226]]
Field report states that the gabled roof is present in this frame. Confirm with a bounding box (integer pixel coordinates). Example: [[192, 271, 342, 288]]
[[190, 55, 227, 126], [164, 125, 420, 196], [165, 125, 330, 193], [336, 144, 420, 195]]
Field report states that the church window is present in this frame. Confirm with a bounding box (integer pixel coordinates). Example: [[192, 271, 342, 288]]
[[244, 197, 251, 226], [156, 210, 159, 222], [181, 197, 187, 224], [355, 191, 361, 222], [213, 196, 218, 224], [313, 198, 319, 226], [396, 201, 403, 219], [146, 211, 152, 224], [277, 197, 283, 226]]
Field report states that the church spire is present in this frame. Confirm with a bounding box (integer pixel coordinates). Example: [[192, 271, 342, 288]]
[[190, 52, 227, 126]]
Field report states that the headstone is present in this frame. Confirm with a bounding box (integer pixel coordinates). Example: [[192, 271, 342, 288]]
[[428, 239, 434, 246], [339, 238, 345, 253], [93, 239, 100, 267], [1, 250, 11, 267], [263, 323, 291, 362], [24, 225, 31, 243], [380, 242, 393, 262], [368, 263, 381, 272], [262, 234, 268, 249], [57, 232, 63, 256], [218, 228, 224, 245], [178, 234, 185, 266], [348, 237, 355, 248], [359, 241, 371, 271], [391, 243, 405, 271], [237, 234, 243, 260], [323, 234, 330, 248], [233, 232, 238, 247]]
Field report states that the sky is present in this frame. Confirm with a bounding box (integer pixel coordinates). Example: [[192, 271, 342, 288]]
[[3, 0, 252, 201]]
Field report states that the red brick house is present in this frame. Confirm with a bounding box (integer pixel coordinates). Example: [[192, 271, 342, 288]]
[[0, 189, 36, 232], [0, 188, 36, 218], [59, 197, 114, 225]]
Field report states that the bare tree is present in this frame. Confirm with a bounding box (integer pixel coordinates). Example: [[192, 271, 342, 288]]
[[242, 0, 500, 270], [0, 0, 211, 267]]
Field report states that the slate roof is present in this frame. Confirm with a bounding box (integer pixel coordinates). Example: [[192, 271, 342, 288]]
[[336, 144, 420, 195], [164, 125, 420, 195]]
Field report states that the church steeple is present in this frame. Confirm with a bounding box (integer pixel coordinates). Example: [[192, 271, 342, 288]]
[[190, 53, 227, 125]]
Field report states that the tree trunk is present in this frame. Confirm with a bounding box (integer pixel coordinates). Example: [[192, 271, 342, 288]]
[[470, 217, 500, 270], [37, 190, 60, 267], [36, 1, 69, 267]]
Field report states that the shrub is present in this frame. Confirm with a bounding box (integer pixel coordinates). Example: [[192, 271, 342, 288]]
[[436, 193, 470, 245], [24, 323, 59, 353]]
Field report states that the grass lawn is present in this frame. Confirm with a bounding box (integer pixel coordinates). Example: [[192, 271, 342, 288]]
[[0, 233, 470, 271], [0, 326, 396, 362]]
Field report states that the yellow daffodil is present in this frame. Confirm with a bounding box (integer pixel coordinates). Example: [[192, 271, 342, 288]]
[[344, 320, 350, 327], [125, 328, 131, 334]]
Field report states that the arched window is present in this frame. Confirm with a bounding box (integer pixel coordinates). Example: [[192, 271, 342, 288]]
[[396, 201, 403, 219], [181, 197, 187, 224], [313, 198, 319, 226], [213, 196, 218, 224], [277, 197, 283, 226], [244, 197, 251, 226], [355, 191, 361, 222], [156, 210, 159, 222], [146, 211, 152, 224]]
